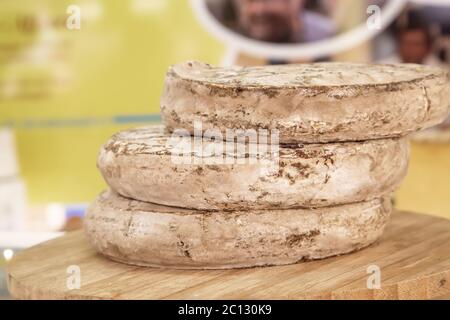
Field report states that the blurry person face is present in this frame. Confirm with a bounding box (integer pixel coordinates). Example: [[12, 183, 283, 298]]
[[399, 29, 431, 64], [235, 0, 304, 43]]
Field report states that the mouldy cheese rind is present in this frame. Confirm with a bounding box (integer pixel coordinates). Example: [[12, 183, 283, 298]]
[[97, 125, 409, 210], [161, 61, 450, 144], [84, 190, 392, 269]]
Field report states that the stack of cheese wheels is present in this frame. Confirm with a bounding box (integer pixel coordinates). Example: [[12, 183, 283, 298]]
[[86, 61, 449, 269]]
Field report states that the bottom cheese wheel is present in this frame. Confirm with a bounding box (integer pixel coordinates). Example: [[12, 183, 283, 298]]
[[85, 190, 392, 269]]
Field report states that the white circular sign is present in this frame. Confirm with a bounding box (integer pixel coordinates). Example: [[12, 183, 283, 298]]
[[191, 0, 408, 60]]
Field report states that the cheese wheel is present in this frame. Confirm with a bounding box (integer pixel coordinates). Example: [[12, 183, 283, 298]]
[[161, 61, 449, 144], [98, 125, 409, 210], [84, 190, 392, 269]]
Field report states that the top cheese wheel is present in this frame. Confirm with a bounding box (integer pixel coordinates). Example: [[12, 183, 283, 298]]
[[161, 61, 449, 144]]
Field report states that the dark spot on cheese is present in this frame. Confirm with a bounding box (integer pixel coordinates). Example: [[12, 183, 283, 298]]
[[177, 239, 192, 259], [286, 229, 320, 248], [257, 191, 269, 200], [194, 167, 204, 175], [292, 162, 311, 178]]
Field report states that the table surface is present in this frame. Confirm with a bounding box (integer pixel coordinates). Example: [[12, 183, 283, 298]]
[[6, 211, 450, 300]]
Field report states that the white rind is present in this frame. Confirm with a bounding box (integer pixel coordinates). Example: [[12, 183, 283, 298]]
[[161, 61, 450, 143], [98, 125, 409, 210], [84, 190, 392, 269]]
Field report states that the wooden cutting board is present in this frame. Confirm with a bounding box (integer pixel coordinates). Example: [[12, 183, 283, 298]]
[[6, 211, 450, 300]]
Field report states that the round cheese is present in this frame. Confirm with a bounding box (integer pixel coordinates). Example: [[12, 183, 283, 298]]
[[98, 125, 409, 210], [161, 61, 449, 143], [84, 190, 392, 269]]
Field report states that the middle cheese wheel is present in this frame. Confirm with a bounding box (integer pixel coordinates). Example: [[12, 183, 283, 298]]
[[98, 125, 409, 210]]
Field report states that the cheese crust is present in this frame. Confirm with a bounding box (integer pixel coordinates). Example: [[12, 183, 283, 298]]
[[85, 190, 392, 269], [161, 61, 449, 143], [98, 125, 409, 210]]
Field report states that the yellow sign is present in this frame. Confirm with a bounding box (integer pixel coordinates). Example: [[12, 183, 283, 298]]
[[0, 0, 223, 202]]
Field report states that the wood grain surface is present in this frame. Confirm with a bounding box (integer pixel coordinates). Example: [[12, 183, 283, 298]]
[[6, 211, 450, 300]]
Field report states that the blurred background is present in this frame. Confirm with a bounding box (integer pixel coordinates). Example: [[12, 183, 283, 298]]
[[0, 0, 449, 299]]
